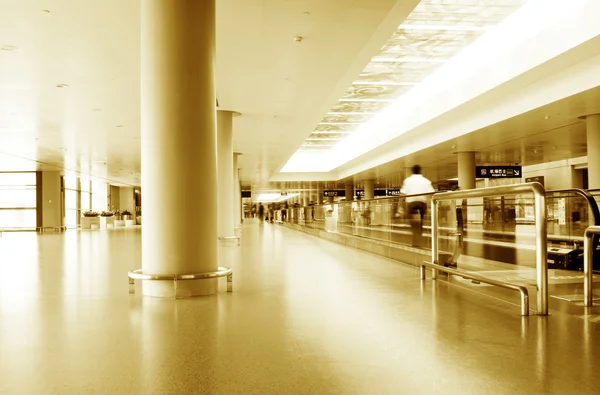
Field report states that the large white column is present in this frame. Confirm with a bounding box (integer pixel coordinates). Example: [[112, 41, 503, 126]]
[[458, 151, 476, 190], [233, 153, 242, 226], [585, 114, 600, 189], [364, 180, 374, 200], [217, 110, 235, 238], [141, 0, 218, 297]]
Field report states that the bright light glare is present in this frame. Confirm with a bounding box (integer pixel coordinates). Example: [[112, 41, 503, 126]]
[[338, 98, 393, 102], [399, 24, 488, 31], [327, 112, 376, 115], [352, 81, 417, 86], [371, 57, 447, 63], [255, 193, 299, 203]]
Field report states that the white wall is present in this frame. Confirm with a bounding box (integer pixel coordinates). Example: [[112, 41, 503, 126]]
[[522, 157, 587, 190]]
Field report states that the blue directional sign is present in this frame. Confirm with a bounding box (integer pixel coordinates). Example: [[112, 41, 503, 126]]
[[476, 166, 522, 178], [323, 190, 345, 197]]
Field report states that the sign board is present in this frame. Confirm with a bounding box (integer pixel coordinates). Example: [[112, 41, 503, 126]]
[[525, 176, 545, 186], [323, 190, 345, 197], [241, 191, 251, 198], [558, 198, 566, 225], [374, 189, 387, 197], [387, 189, 401, 197], [475, 166, 522, 178], [355, 190, 365, 197]]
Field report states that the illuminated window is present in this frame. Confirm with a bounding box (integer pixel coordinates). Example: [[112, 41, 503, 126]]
[[0, 172, 37, 230]]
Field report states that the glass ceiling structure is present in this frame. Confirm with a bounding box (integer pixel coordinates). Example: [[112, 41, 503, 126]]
[[297, 0, 529, 152]]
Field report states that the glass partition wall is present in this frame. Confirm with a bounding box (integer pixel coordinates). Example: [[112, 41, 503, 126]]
[[0, 172, 110, 231], [0, 172, 37, 230]]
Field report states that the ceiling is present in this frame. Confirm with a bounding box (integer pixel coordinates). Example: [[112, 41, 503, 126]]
[[347, 84, 600, 187], [2, 0, 599, 195], [293, 0, 527, 153], [0, 0, 417, 186]]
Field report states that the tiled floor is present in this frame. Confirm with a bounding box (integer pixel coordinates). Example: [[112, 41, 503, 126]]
[[1, 221, 600, 394]]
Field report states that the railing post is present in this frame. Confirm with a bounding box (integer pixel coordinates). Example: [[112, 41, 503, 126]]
[[584, 227, 596, 307], [431, 199, 439, 280], [534, 188, 548, 315]]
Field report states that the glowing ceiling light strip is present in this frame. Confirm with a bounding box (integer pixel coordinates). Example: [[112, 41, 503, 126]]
[[352, 81, 417, 86], [318, 122, 361, 125], [327, 112, 376, 115], [306, 137, 339, 141], [311, 131, 351, 134], [371, 57, 447, 63], [398, 24, 488, 31], [338, 98, 393, 102]]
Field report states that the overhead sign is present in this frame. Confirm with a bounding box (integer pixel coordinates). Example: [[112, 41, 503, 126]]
[[241, 191, 251, 198], [476, 166, 522, 178], [355, 190, 365, 197], [323, 190, 345, 197], [374, 189, 387, 197], [525, 176, 545, 186], [387, 189, 401, 197]]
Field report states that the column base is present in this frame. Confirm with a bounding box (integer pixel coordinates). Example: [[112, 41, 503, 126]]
[[142, 278, 218, 298]]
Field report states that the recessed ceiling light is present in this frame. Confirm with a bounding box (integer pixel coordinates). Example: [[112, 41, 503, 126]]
[[293, 36, 303, 43], [0, 45, 17, 51], [42, 9, 50, 13], [92, 108, 102, 112], [116, 125, 124, 128], [544, 115, 550, 120], [56, 84, 69, 88]]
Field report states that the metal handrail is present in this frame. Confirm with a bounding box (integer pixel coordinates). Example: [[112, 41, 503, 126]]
[[546, 189, 600, 251], [337, 191, 436, 205], [546, 189, 600, 226], [431, 182, 548, 315], [421, 260, 530, 316], [583, 226, 600, 306], [128, 266, 233, 293]]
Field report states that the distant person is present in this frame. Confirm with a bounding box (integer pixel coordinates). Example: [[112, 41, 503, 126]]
[[401, 165, 435, 246], [258, 203, 265, 222]]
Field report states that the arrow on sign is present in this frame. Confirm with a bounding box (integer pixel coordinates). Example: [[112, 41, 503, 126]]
[[515, 170, 520, 176]]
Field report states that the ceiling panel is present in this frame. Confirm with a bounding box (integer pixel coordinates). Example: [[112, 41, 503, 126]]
[[292, 0, 528, 157]]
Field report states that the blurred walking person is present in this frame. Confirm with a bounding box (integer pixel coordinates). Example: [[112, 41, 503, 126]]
[[401, 165, 435, 247]]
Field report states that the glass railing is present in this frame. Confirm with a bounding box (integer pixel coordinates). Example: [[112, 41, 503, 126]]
[[274, 186, 600, 272]]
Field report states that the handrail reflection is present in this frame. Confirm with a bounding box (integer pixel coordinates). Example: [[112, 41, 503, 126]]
[[421, 260, 530, 316]]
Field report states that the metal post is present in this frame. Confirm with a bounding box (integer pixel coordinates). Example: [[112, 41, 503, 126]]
[[534, 191, 548, 315], [583, 227, 599, 306], [431, 199, 439, 280]]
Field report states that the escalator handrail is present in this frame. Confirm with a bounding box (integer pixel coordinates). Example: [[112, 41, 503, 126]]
[[546, 188, 600, 227], [546, 188, 600, 252]]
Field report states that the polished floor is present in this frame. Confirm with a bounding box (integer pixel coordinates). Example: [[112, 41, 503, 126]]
[[1, 222, 600, 394]]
